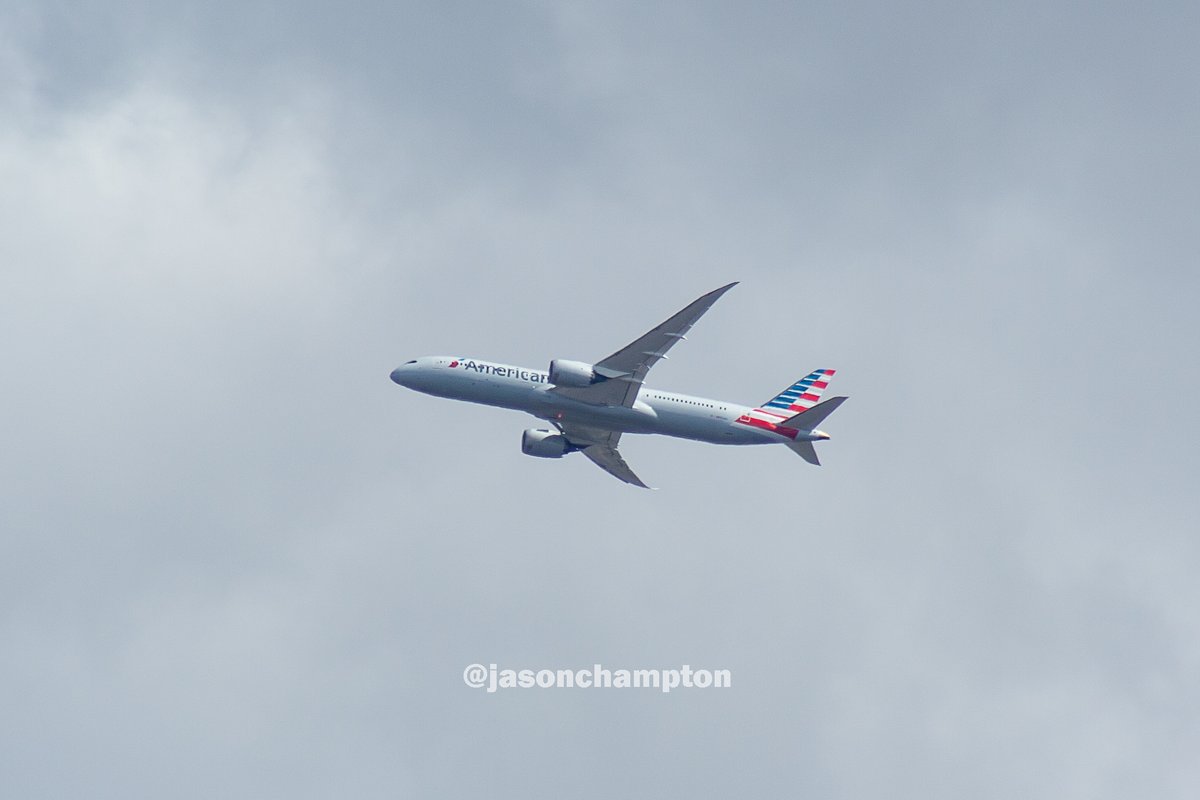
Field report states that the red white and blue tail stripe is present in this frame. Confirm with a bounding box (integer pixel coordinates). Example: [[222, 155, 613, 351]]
[[762, 369, 836, 413], [735, 368, 839, 438]]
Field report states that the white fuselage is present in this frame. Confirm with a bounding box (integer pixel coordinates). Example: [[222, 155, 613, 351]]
[[390, 356, 825, 445]]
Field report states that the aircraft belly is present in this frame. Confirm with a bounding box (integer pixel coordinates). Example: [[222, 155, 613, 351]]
[[422, 371, 779, 445], [534, 393, 658, 434], [656, 415, 733, 443], [421, 374, 539, 412], [651, 408, 773, 445]]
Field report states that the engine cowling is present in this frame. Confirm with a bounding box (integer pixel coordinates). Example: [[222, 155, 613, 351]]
[[521, 428, 570, 458], [548, 359, 599, 388]]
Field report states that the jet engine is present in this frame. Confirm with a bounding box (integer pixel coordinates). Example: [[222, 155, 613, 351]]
[[521, 428, 571, 458], [548, 359, 600, 387]]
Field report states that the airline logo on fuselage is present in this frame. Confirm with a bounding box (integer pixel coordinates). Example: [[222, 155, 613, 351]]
[[451, 358, 549, 384]]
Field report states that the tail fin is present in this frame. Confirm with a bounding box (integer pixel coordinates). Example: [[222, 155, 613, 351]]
[[762, 369, 835, 413]]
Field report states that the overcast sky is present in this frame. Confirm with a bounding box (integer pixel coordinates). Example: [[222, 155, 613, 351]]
[[2, 2, 1198, 797]]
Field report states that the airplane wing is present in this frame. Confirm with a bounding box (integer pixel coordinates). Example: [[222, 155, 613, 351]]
[[555, 421, 651, 489], [582, 445, 650, 489], [550, 282, 738, 408]]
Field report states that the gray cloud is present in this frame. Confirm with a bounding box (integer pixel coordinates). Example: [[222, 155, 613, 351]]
[[2, 2, 1198, 798]]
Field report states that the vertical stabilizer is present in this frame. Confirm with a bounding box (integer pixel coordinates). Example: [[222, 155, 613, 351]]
[[761, 369, 836, 413]]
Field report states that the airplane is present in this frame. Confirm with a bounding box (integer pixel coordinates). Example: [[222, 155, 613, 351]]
[[389, 283, 846, 488]]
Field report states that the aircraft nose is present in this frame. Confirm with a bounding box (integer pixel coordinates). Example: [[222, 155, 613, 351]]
[[391, 359, 423, 387]]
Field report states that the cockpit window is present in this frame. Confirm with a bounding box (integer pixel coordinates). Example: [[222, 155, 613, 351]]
[[404, 360, 417, 365]]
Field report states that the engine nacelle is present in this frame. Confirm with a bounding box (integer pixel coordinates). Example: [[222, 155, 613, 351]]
[[521, 428, 570, 458], [548, 359, 599, 388]]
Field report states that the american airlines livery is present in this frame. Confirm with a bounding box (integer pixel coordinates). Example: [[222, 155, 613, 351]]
[[389, 283, 847, 488]]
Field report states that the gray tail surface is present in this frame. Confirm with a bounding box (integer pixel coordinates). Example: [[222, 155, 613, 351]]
[[783, 396, 848, 466], [780, 396, 848, 431], [788, 440, 821, 465]]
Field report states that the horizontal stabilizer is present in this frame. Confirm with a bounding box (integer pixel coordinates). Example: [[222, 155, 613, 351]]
[[788, 440, 821, 465], [780, 396, 847, 431]]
